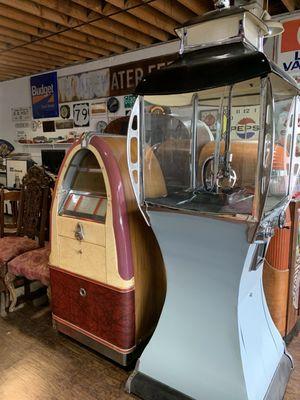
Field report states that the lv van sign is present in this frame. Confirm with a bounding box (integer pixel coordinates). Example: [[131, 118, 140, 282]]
[[30, 72, 59, 119]]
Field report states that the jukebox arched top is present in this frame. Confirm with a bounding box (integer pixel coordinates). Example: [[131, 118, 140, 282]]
[[127, 42, 299, 242]]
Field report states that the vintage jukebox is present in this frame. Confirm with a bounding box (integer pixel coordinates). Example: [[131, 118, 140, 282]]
[[49, 134, 165, 366], [126, 4, 299, 400]]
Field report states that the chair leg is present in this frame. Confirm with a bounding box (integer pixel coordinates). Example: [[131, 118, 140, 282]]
[[5, 272, 17, 312], [47, 286, 51, 303], [0, 291, 7, 317], [5, 291, 9, 308]]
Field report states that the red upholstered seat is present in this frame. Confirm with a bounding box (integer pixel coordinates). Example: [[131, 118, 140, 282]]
[[0, 236, 39, 264], [8, 243, 50, 286]]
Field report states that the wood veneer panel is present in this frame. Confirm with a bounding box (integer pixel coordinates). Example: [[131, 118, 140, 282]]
[[263, 262, 289, 336], [50, 268, 135, 350]]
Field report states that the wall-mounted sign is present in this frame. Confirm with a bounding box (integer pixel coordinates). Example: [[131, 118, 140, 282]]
[[32, 120, 42, 132], [11, 107, 31, 122], [124, 94, 137, 109], [96, 120, 107, 133], [42, 120, 56, 133], [200, 110, 218, 134], [91, 102, 107, 115], [110, 54, 176, 96], [73, 103, 90, 127], [107, 97, 119, 113], [0, 139, 14, 157], [277, 16, 300, 84], [60, 104, 71, 119], [56, 119, 74, 130], [58, 69, 110, 102], [231, 106, 260, 140], [30, 72, 59, 119], [14, 122, 30, 129]]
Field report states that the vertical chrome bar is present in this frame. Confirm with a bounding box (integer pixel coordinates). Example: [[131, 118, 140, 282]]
[[139, 96, 145, 206], [190, 93, 198, 189], [288, 97, 297, 196], [224, 85, 234, 171], [250, 77, 274, 242]]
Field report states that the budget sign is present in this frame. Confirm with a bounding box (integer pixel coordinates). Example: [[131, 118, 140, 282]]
[[30, 72, 59, 119]]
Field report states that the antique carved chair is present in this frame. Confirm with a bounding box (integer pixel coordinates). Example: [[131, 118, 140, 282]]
[[0, 189, 21, 238], [0, 189, 21, 316], [0, 166, 53, 314]]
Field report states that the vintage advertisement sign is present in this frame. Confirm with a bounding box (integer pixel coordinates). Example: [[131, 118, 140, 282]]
[[58, 69, 110, 102], [30, 72, 59, 119], [277, 15, 300, 84], [73, 103, 90, 127], [109, 54, 177, 96], [57, 54, 176, 103], [231, 105, 260, 140]]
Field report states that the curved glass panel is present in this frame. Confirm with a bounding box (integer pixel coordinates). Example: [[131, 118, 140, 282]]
[[59, 149, 107, 222], [143, 78, 261, 217], [264, 73, 297, 212]]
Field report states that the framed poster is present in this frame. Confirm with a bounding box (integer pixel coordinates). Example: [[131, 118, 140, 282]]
[[73, 103, 90, 127], [11, 107, 31, 122], [30, 72, 59, 119], [199, 109, 218, 134]]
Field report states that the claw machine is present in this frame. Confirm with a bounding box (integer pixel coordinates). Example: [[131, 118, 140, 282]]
[[126, 2, 299, 400]]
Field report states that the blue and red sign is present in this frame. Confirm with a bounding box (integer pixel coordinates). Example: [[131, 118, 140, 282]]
[[236, 117, 257, 139], [30, 72, 59, 119]]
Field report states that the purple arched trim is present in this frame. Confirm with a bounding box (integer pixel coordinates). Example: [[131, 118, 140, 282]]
[[90, 136, 134, 281]]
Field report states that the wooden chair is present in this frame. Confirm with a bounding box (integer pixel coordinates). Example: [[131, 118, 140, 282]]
[[0, 166, 53, 315], [0, 189, 21, 238]]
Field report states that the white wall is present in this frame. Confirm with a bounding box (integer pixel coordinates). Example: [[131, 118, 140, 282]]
[[0, 39, 178, 163]]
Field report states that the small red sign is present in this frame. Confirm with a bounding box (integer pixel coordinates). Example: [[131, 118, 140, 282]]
[[281, 19, 300, 53]]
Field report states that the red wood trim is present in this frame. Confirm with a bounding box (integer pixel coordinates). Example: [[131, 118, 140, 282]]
[[74, 195, 83, 212], [53, 315, 136, 354], [93, 197, 103, 215], [90, 136, 134, 280], [49, 264, 134, 293], [59, 214, 104, 224], [64, 193, 73, 211]]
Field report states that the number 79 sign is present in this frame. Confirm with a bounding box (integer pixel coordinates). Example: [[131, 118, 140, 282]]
[[73, 103, 90, 127]]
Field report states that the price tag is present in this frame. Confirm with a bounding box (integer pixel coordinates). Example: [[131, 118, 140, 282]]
[[73, 103, 90, 127]]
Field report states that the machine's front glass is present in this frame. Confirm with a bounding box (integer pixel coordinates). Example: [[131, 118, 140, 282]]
[[143, 78, 262, 217], [59, 149, 107, 222], [264, 73, 297, 213]]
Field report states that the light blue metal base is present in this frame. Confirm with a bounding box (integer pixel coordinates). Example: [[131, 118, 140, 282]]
[[126, 211, 292, 400]]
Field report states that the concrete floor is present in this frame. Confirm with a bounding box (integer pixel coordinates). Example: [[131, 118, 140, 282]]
[[0, 304, 299, 400]]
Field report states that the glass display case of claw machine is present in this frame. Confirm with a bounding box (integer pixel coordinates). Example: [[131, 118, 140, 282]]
[[126, 4, 299, 400]]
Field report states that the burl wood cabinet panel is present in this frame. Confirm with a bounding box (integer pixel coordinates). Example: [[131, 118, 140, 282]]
[[50, 269, 135, 350]]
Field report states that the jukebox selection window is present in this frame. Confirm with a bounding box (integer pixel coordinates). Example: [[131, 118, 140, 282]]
[[59, 149, 108, 222]]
